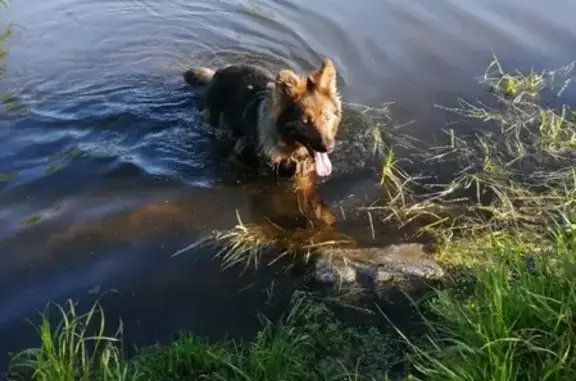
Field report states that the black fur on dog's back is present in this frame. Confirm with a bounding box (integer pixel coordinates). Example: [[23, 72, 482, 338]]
[[185, 65, 273, 140]]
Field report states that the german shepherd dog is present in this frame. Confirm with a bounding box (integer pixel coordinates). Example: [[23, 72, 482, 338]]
[[183, 58, 342, 180]]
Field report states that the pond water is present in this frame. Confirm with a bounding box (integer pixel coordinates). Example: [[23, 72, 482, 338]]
[[0, 0, 575, 372]]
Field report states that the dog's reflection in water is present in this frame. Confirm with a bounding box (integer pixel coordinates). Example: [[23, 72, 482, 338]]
[[247, 174, 335, 231], [47, 174, 338, 253]]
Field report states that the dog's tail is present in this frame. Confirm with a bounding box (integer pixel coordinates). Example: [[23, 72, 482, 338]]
[[183, 67, 216, 86]]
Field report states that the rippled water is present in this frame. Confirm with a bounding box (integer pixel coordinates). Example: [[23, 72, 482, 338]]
[[0, 0, 575, 372]]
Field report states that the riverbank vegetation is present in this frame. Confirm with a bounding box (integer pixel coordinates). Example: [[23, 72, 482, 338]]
[[7, 59, 576, 380]]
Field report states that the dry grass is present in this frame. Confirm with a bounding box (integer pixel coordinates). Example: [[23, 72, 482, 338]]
[[173, 209, 355, 272]]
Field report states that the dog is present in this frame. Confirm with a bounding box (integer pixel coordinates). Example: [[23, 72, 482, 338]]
[[183, 58, 342, 179]]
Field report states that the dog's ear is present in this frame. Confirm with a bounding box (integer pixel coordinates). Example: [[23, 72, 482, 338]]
[[275, 69, 304, 98], [309, 57, 337, 94]]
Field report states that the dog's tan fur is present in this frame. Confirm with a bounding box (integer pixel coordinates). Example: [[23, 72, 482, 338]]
[[184, 58, 342, 178]]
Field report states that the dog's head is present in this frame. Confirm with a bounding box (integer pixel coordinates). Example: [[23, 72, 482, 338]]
[[272, 58, 342, 177]]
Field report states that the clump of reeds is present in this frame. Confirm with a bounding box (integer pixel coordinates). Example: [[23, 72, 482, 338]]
[[363, 57, 576, 267], [8, 300, 135, 381], [173, 209, 355, 272]]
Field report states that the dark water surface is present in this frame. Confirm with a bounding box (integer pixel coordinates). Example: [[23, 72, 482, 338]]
[[1, 0, 575, 372]]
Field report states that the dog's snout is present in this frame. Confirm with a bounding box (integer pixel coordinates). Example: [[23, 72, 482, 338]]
[[324, 139, 335, 153]]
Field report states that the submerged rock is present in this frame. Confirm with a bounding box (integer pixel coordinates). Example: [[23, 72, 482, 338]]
[[314, 243, 444, 287]]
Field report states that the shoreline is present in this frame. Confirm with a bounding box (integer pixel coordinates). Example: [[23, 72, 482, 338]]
[[6, 59, 576, 381]]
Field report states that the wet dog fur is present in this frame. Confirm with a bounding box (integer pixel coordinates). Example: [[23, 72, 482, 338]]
[[183, 58, 342, 180]]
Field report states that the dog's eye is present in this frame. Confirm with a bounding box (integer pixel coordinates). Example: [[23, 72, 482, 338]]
[[300, 116, 309, 125]]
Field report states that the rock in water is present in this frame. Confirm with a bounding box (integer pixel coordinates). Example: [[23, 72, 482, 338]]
[[314, 243, 444, 286]]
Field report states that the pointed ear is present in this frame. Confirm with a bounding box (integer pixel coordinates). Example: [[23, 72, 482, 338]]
[[275, 69, 304, 98], [309, 57, 337, 93]]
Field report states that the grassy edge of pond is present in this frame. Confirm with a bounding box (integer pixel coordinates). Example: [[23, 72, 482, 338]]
[[6, 59, 576, 380]]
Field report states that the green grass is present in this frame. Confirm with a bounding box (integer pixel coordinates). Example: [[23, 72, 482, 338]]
[[7, 58, 576, 381], [383, 57, 576, 380], [168, 57, 576, 380], [8, 297, 403, 381], [402, 223, 576, 381], [8, 300, 135, 381], [10, 227, 576, 380]]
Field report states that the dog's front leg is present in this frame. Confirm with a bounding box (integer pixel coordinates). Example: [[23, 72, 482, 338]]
[[228, 137, 254, 171]]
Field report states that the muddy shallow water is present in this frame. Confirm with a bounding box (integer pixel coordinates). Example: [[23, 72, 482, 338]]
[[1, 0, 576, 373]]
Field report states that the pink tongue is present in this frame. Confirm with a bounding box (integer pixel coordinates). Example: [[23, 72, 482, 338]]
[[313, 152, 332, 177]]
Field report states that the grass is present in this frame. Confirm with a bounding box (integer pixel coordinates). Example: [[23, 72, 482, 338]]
[[8, 296, 404, 381], [384, 57, 576, 380], [173, 57, 576, 380], [7, 58, 576, 380], [0, 7, 26, 116], [353, 56, 576, 267], [172, 208, 355, 272], [402, 223, 576, 380], [8, 300, 135, 381]]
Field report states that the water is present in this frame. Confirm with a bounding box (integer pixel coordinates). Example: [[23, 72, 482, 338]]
[[1, 0, 575, 372]]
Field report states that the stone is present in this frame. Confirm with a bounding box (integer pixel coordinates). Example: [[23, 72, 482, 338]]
[[314, 256, 357, 284], [314, 243, 444, 287]]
